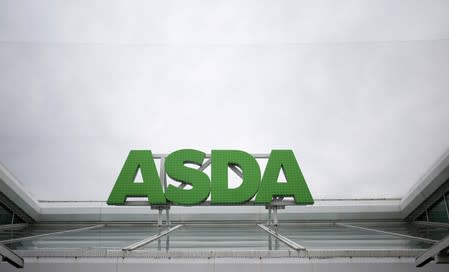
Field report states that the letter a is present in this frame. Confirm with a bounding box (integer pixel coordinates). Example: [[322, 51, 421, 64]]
[[107, 150, 166, 205]]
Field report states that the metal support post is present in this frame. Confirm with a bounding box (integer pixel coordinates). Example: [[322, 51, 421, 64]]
[[268, 233, 272, 250], [157, 208, 162, 227], [166, 208, 170, 227], [268, 207, 272, 226], [166, 234, 170, 252], [265, 204, 285, 250], [265, 205, 285, 226], [273, 206, 278, 226], [153, 205, 171, 227]]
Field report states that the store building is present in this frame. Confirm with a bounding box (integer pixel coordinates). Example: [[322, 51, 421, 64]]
[[0, 151, 448, 272]]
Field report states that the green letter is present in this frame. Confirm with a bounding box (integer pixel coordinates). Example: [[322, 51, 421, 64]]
[[107, 150, 166, 205], [255, 150, 313, 205], [211, 150, 261, 204], [164, 149, 210, 205]]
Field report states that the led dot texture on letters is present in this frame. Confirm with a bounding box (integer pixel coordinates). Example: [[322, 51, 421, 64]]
[[107, 149, 314, 206]]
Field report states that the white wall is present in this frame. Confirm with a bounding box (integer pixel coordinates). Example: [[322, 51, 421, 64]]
[[1, 257, 449, 272]]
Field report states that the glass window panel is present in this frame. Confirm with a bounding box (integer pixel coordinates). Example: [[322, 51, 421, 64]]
[[2, 222, 444, 252], [353, 222, 449, 241], [0, 204, 13, 225], [142, 224, 288, 251], [0, 224, 92, 243], [428, 197, 449, 223], [5, 224, 164, 250], [13, 215, 24, 224], [275, 223, 432, 250]]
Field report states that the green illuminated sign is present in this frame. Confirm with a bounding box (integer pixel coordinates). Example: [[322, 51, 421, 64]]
[[107, 149, 313, 206]]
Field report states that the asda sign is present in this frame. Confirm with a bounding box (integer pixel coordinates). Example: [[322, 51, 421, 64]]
[[107, 149, 313, 206]]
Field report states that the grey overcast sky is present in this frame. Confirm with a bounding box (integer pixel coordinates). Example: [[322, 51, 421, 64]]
[[0, 0, 448, 201]]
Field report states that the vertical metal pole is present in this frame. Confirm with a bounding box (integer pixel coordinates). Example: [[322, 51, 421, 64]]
[[268, 208, 272, 226], [443, 192, 449, 221], [268, 234, 272, 250], [166, 208, 170, 227], [158, 208, 162, 227], [157, 207, 162, 251], [11, 213, 15, 224], [267, 206, 272, 250], [166, 235, 170, 252], [273, 206, 279, 249], [425, 209, 429, 222], [273, 207, 278, 226], [274, 224, 279, 250]]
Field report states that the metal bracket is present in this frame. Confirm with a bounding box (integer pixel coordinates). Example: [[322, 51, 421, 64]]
[[265, 204, 285, 227], [0, 244, 24, 268], [416, 234, 449, 267], [151, 205, 171, 227], [122, 224, 183, 251], [257, 224, 306, 251]]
